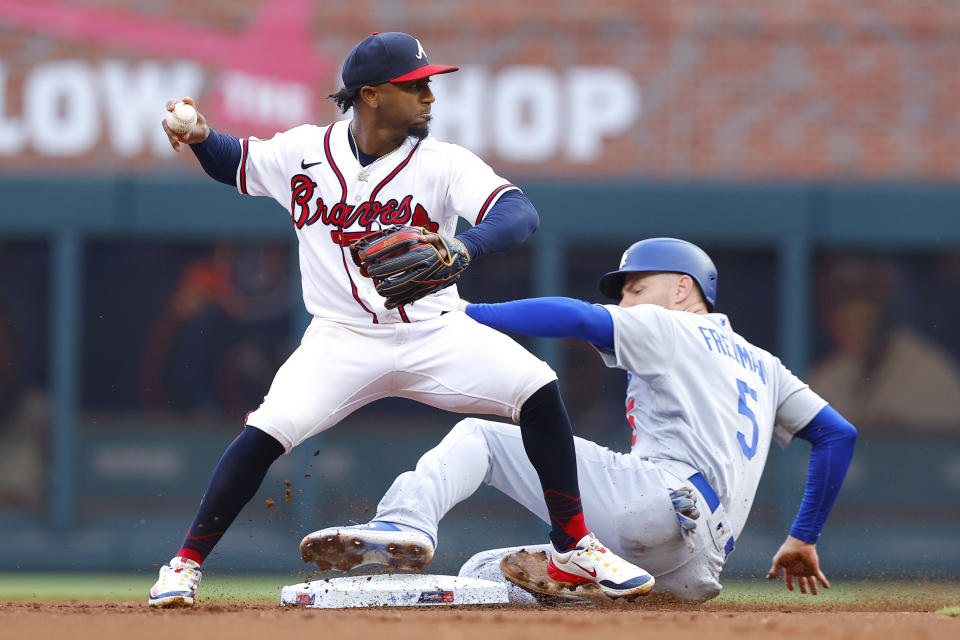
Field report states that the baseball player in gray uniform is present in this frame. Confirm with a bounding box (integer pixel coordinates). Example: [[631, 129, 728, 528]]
[[314, 238, 857, 602], [150, 32, 651, 607]]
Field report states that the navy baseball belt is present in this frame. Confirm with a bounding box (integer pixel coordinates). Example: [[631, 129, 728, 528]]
[[687, 472, 735, 557]]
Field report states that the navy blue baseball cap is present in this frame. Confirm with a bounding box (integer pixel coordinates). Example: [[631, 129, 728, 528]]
[[342, 32, 459, 92]]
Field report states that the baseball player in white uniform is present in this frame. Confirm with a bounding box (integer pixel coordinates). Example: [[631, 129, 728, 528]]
[[149, 32, 651, 607], [315, 238, 858, 602]]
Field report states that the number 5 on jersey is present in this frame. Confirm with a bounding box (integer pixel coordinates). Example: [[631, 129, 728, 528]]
[[735, 379, 759, 459]]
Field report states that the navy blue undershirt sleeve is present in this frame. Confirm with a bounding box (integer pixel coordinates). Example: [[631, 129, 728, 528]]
[[788, 405, 857, 543], [456, 190, 539, 260], [189, 127, 242, 187], [466, 297, 614, 351]]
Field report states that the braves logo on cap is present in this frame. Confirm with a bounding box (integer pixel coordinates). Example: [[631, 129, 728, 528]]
[[341, 32, 458, 92]]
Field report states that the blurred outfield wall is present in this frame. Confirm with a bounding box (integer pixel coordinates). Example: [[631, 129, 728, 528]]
[[1, 1, 959, 579]]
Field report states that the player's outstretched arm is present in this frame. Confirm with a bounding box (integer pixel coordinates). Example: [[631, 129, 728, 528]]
[[162, 97, 210, 152], [766, 535, 830, 595], [767, 405, 856, 596], [464, 297, 614, 350]]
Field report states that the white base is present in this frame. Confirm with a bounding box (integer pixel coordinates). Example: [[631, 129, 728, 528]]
[[280, 574, 509, 608]]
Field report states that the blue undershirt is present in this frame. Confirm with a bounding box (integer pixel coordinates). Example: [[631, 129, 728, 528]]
[[190, 128, 537, 259], [790, 406, 857, 543], [456, 191, 538, 259], [468, 297, 615, 350], [465, 296, 857, 543], [190, 127, 241, 186]]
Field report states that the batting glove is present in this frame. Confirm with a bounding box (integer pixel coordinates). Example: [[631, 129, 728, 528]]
[[669, 487, 701, 531]]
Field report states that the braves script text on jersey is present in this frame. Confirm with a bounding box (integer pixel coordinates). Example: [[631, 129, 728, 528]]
[[238, 120, 514, 323]]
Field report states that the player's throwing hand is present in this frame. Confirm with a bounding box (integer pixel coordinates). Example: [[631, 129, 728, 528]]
[[766, 535, 831, 595], [162, 97, 209, 152]]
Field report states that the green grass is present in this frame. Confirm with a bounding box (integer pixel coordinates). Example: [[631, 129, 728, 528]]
[[0, 572, 292, 602], [711, 579, 960, 607], [0, 573, 958, 607]]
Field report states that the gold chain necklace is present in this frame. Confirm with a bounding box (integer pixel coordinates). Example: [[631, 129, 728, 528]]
[[350, 124, 403, 182]]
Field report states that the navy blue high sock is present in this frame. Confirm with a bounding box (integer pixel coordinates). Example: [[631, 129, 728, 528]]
[[176, 425, 284, 564], [518, 381, 588, 551]]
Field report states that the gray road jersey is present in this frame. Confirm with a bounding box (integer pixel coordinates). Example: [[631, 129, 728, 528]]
[[596, 304, 826, 536]]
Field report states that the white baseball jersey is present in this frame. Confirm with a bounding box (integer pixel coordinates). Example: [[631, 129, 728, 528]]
[[598, 304, 827, 536], [236, 120, 517, 324], [237, 120, 555, 451]]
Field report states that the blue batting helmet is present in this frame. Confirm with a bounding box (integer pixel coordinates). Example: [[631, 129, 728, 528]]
[[598, 238, 718, 310]]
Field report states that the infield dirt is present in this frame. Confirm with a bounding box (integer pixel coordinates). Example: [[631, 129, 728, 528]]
[[1, 599, 956, 640]]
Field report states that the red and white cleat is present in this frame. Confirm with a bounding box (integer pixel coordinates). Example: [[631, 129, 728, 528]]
[[547, 532, 654, 599], [148, 556, 203, 608]]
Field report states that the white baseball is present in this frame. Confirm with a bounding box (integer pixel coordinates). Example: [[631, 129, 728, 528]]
[[166, 102, 198, 135]]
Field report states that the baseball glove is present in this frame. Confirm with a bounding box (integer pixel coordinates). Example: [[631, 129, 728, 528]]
[[349, 225, 471, 309]]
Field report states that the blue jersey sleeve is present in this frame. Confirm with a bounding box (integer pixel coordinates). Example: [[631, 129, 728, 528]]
[[465, 297, 614, 350], [455, 191, 539, 260], [788, 405, 857, 543], [189, 128, 242, 187]]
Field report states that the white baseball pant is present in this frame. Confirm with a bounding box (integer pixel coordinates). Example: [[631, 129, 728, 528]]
[[245, 312, 556, 452]]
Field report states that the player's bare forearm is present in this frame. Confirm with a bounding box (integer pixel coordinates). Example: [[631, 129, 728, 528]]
[[163, 96, 211, 152], [766, 535, 830, 595]]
